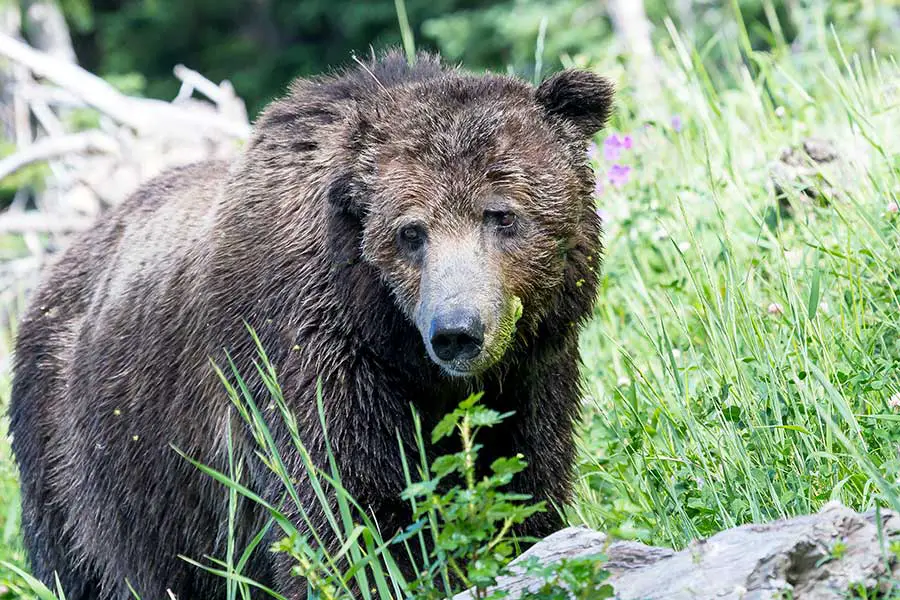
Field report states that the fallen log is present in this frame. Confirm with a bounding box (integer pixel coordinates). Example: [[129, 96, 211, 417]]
[[456, 502, 898, 600]]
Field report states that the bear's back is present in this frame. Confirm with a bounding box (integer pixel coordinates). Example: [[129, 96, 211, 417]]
[[9, 158, 243, 599]]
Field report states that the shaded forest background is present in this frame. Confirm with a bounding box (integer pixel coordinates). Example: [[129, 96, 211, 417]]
[[42, 0, 897, 117]]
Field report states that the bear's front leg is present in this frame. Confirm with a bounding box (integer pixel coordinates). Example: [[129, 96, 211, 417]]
[[256, 372, 425, 599], [487, 342, 585, 541]]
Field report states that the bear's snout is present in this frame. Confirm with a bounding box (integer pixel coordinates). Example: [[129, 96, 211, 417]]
[[429, 308, 485, 362]]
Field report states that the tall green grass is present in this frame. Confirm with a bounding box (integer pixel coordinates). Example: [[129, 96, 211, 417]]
[[572, 22, 900, 549]]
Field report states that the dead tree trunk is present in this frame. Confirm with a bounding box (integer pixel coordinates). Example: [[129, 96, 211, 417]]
[[22, 0, 75, 63], [607, 0, 662, 114]]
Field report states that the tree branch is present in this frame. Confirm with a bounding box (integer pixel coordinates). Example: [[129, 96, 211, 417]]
[[0, 32, 251, 139], [0, 131, 119, 181], [0, 211, 93, 233]]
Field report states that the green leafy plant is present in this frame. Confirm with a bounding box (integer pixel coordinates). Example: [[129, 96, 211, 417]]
[[398, 395, 613, 599], [401, 395, 541, 597]]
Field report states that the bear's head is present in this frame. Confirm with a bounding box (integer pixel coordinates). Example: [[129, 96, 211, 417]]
[[242, 54, 611, 378], [322, 62, 614, 377]]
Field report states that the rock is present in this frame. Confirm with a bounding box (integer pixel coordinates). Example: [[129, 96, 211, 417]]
[[769, 136, 867, 217], [455, 502, 899, 599]]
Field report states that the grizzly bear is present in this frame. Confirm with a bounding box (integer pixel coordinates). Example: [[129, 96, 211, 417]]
[[9, 51, 612, 600]]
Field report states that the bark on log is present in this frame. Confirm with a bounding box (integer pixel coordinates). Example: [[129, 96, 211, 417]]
[[456, 502, 899, 599]]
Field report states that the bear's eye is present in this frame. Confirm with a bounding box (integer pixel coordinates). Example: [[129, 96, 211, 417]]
[[485, 210, 518, 234], [398, 224, 427, 251], [498, 212, 517, 228]]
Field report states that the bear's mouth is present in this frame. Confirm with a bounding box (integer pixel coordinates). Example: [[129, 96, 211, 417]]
[[426, 348, 493, 378]]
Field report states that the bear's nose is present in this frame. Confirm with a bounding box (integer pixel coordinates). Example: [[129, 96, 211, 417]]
[[429, 309, 485, 362]]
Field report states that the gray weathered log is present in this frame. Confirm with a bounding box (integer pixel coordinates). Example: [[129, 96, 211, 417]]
[[455, 502, 898, 599]]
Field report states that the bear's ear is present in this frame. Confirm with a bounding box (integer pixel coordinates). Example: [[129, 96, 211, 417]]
[[327, 170, 368, 221], [535, 70, 615, 138], [327, 113, 376, 220]]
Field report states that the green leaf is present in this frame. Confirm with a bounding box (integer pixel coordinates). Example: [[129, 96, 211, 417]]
[[807, 260, 822, 320], [432, 411, 462, 443], [401, 479, 439, 500], [432, 453, 465, 477], [490, 455, 527, 477], [459, 392, 484, 410], [469, 408, 506, 428]]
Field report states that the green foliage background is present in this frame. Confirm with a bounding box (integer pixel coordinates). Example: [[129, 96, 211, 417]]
[[52, 0, 897, 116]]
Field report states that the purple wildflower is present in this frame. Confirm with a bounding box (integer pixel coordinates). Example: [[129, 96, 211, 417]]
[[587, 141, 599, 160], [671, 115, 683, 132], [593, 176, 605, 197], [608, 164, 631, 188], [603, 134, 623, 161], [596, 207, 609, 222], [604, 133, 636, 161]]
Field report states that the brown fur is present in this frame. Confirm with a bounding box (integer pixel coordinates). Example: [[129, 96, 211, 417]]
[[9, 51, 613, 600]]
